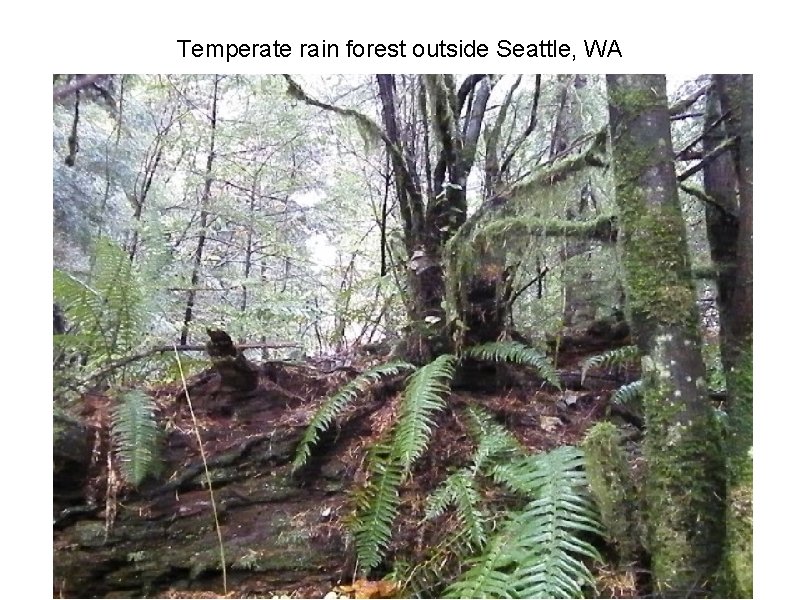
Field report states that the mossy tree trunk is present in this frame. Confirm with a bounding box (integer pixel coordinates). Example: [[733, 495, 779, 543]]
[[287, 75, 558, 362], [606, 75, 725, 597], [710, 74, 753, 598]]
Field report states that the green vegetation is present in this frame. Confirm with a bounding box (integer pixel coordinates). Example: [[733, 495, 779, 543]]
[[53, 74, 752, 598]]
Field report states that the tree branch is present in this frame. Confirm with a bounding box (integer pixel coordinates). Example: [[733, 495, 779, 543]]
[[79, 341, 301, 386], [677, 136, 736, 182], [500, 74, 542, 177], [669, 82, 710, 116]]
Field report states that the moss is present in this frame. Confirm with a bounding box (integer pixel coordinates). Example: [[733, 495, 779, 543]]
[[607, 75, 728, 595], [582, 422, 643, 564], [73, 521, 109, 547], [720, 344, 753, 597], [640, 330, 726, 596]]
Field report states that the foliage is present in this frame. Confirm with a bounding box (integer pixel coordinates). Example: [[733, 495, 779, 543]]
[[423, 405, 521, 550], [611, 379, 644, 405], [464, 404, 523, 473], [393, 354, 456, 473], [465, 341, 560, 388], [303, 344, 577, 578], [582, 422, 643, 564], [351, 355, 456, 571], [111, 389, 162, 486], [54, 238, 147, 395], [291, 360, 415, 471], [444, 446, 602, 599], [580, 345, 639, 384], [351, 442, 406, 572], [55, 239, 143, 355]]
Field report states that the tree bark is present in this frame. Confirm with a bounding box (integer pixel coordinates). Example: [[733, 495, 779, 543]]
[[606, 74, 725, 597], [702, 80, 740, 374], [713, 73, 753, 598]]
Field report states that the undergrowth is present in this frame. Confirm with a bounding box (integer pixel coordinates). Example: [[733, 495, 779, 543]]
[[294, 341, 604, 598]]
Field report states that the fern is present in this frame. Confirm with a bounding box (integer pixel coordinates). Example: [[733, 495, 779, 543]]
[[111, 389, 162, 487], [446, 446, 602, 599], [464, 405, 523, 473], [398, 526, 485, 598], [611, 379, 644, 404], [425, 470, 487, 547], [580, 345, 639, 384], [393, 354, 456, 474], [352, 442, 405, 571], [351, 354, 456, 572], [404, 407, 521, 597], [443, 528, 516, 599], [465, 341, 560, 388], [292, 359, 415, 470], [54, 238, 146, 390]]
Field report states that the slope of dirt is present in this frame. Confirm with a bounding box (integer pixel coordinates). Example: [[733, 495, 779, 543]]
[[53, 334, 639, 599]]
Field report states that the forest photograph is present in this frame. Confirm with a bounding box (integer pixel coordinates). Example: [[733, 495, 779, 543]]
[[52, 74, 753, 599]]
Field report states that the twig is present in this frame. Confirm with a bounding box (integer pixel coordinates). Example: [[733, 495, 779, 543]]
[[677, 137, 736, 182], [509, 267, 550, 306]]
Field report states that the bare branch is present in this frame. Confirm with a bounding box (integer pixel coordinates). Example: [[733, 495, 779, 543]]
[[677, 136, 736, 182], [669, 82, 710, 116], [500, 74, 542, 177]]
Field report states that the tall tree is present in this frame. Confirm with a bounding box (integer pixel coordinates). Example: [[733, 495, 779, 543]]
[[606, 74, 725, 596], [180, 75, 219, 344], [710, 74, 753, 598]]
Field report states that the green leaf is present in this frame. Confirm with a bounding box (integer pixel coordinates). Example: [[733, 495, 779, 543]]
[[111, 389, 162, 487], [465, 341, 560, 388], [393, 354, 456, 474], [292, 360, 415, 471]]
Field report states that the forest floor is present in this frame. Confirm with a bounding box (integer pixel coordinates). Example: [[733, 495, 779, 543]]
[[57, 328, 641, 599]]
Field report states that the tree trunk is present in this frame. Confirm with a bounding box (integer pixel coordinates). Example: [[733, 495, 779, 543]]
[[606, 74, 725, 597], [702, 80, 740, 374], [181, 76, 219, 345], [713, 73, 753, 598]]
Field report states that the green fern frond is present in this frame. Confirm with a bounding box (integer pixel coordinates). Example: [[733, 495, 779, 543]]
[[611, 379, 644, 404], [443, 529, 515, 599], [352, 442, 404, 571], [90, 238, 144, 353], [405, 408, 523, 597], [466, 341, 560, 388], [54, 238, 146, 372], [580, 345, 639, 384], [425, 469, 487, 547], [111, 389, 162, 487], [449, 446, 602, 599], [399, 526, 482, 598], [351, 355, 455, 573], [292, 360, 415, 471], [53, 270, 106, 350], [464, 405, 523, 473], [393, 354, 456, 474]]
